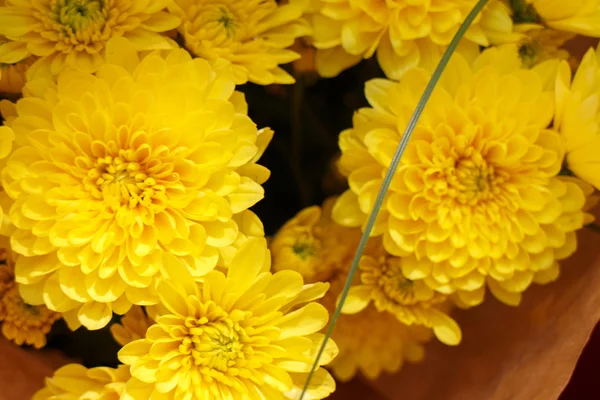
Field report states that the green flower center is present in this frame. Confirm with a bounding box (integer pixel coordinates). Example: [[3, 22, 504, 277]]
[[51, 0, 108, 42], [509, 0, 541, 24]]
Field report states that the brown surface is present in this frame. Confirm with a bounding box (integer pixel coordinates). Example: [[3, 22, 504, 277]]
[[560, 321, 600, 399], [0, 338, 69, 400], [372, 214, 600, 400]]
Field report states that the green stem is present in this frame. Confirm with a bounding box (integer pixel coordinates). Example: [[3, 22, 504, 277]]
[[298, 1, 490, 398]]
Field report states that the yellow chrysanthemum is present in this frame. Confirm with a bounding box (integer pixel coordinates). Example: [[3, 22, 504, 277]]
[[555, 45, 600, 190], [271, 199, 432, 381], [0, 0, 180, 76], [511, 0, 600, 37], [2, 37, 272, 331], [169, 0, 311, 85], [307, 0, 518, 80], [110, 305, 153, 347], [33, 364, 130, 400], [333, 46, 595, 307], [0, 240, 60, 349], [342, 242, 461, 346], [118, 237, 337, 399], [270, 200, 361, 283]]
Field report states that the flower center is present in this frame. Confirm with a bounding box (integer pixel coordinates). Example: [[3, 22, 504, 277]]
[[50, 0, 108, 44], [509, 0, 541, 23], [190, 320, 245, 371], [444, 153, 507, 205], [81, 144, 172, 212], [373, 257, 421, 306], [518, 41, 540, 67], [292, 235, 319, 261]]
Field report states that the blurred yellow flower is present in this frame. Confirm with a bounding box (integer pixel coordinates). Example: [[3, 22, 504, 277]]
[[270, 201, 361, 283], [0, 240, 60, 349], [271, 199, 433, 381], [555, 45, 600, 190], [33, 364, 130, 400], [333, 46, 594, 307], [169, 0, 311, 85], [307, 0, 517, 80], [0, 56, 35, 94], [511, 0, 600, 37], [110, 305, 153, 347], [0, 0, 180, 76], [2, 37, 272, 331], [118, 238, 337, 399]]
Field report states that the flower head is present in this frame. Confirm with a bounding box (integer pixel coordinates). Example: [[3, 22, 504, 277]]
[[270, 198, 361, 283], [333, 46, 594, 307], [33, 364, 130, 400], [0, 0, 180, 76], [555, 45, 600, 190], [307, 0, 518, 80], [271, 199, 433, 381], [510, 0, 600, 37], [342, 242, 461, 346], [2, 37, 272, 330], [110, 305, 153, 347], [169, 0, 311, 85], [0, 239, 60, 349], [118, 237, 337, 399]]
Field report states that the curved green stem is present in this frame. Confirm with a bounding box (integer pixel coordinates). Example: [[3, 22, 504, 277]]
[[298, 1, 490, 398]]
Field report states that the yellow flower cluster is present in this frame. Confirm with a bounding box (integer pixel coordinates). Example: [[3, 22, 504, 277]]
[[118, 238, 337, 399], [170, 0, 311, 85], [305, 0, 516, 80], [0, 238, 60, 349], [271, 198, 445, 380], [0, 0, 310, 85], [2, 38, 272, 331], [2, 0, 600, 396], [333, 45, 598, 308], [0, 0, 338, 394]]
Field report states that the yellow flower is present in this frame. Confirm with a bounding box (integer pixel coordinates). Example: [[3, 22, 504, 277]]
[[0, 0, 180, 76], [33, 364, 130, 400], [271, 199, 433, 381], [2, 37, 272, 331], [342, 242, 461, 346], [555, 45, 600, 190], [307, 0, 518, 80], [270, 200, 361, 283], [511, 0, 600, 37], [110, 305, 153, 347], [169, 0, 311, 85], [333, 46, 594, 307], [0, 239, 60, 349], [118, 237, 337, 399], [510, 24, 574, 68]]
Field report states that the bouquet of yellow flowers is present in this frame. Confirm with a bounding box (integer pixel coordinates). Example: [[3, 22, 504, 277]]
[[0, 0, 599, 399]]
